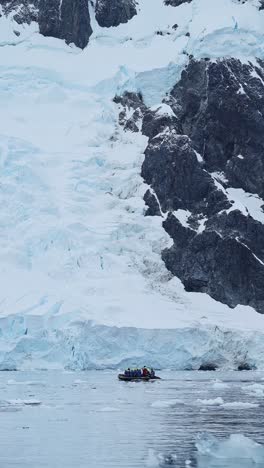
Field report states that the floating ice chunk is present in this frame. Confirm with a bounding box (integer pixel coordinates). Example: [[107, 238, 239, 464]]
[[73, 379, 88, 384], [197, 397, 224, 406], [212, 381, 229, 390], [146, 449, 159, 467], [7, 399, 41, 406], [7, 379, 45, 386], [243, 383, 264, 397], [145, 449, 177, 467], [99, 407, 120, 412], [196, 433, 264, 466], [23, 400, 42, 406], [221, 401, 259, 409], [151, 399, 182, 408]]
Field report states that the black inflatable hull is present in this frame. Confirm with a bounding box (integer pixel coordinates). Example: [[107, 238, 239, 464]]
[[118, 374, 161, 381]]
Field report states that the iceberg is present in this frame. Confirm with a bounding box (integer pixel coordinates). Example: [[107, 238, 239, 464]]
[[196, 433, 264, 467]]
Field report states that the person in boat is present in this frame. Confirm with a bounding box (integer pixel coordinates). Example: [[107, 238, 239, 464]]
[[150, 368, 155, 378], [124, 368, 131, 377], [142, 366, 150, 377]]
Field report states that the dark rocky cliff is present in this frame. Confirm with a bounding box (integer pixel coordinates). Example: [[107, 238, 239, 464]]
[[0, 0, 92, 48], [95, 0, 137, 28], [164, 0, 192, 6], [115, 58, 264, 314], [141, 58, 264, 313], [38, 0, 92, 49], [0, 0, 138, 47]]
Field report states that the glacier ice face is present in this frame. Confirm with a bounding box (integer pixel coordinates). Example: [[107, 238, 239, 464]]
[[0, 317, 264, 370]]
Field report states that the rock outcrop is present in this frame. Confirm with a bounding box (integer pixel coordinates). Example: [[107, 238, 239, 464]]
[[165, 0, 264, 9], [0, 0, 38, 24], [114, 91, 146, 132], [170, 58, 264, 199], [137, 58, 264, 313], [142, 133, 230, 216], [39, 0, 92, 49], [95, 0, 137, 28], [164, 0, 192, 6], [0, 0, 92, 48]]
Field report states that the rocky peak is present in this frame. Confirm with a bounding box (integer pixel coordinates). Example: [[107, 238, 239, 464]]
[[95, 0, 137, 28]]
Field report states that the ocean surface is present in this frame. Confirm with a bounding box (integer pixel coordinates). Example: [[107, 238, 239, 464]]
[[0, 370, 263, 467]]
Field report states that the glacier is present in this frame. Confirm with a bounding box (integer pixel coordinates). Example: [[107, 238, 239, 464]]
[[0, 0, 264, 369]]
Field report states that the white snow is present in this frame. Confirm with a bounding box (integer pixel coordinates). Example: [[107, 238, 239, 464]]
[[150, 103, 176, 117], [194, 150, 203, 163], [212, 173, 264, 224], [173, 209, 192, 228], [226, 188, 264, 224], [0, 0, 263, 369], [197, 217, 207, 234]]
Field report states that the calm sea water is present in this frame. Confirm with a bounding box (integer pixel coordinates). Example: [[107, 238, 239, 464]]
[[0, 370, 263, 467]]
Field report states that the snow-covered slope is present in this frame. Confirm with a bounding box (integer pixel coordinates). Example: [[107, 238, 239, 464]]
[[0, 0, 264, 370]]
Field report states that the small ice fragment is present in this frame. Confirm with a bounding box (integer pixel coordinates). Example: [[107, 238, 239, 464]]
[[151, 399, 182, 408], [243, 384, 264, 397], [99, 407, 120, 412], [7, 380, 45, 386], [197, 397, 224, 406], [7, 399, 41, 406], [221, 401, 259, 409], [145, 449, 159, 467], [212, 380, 229, 390]]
